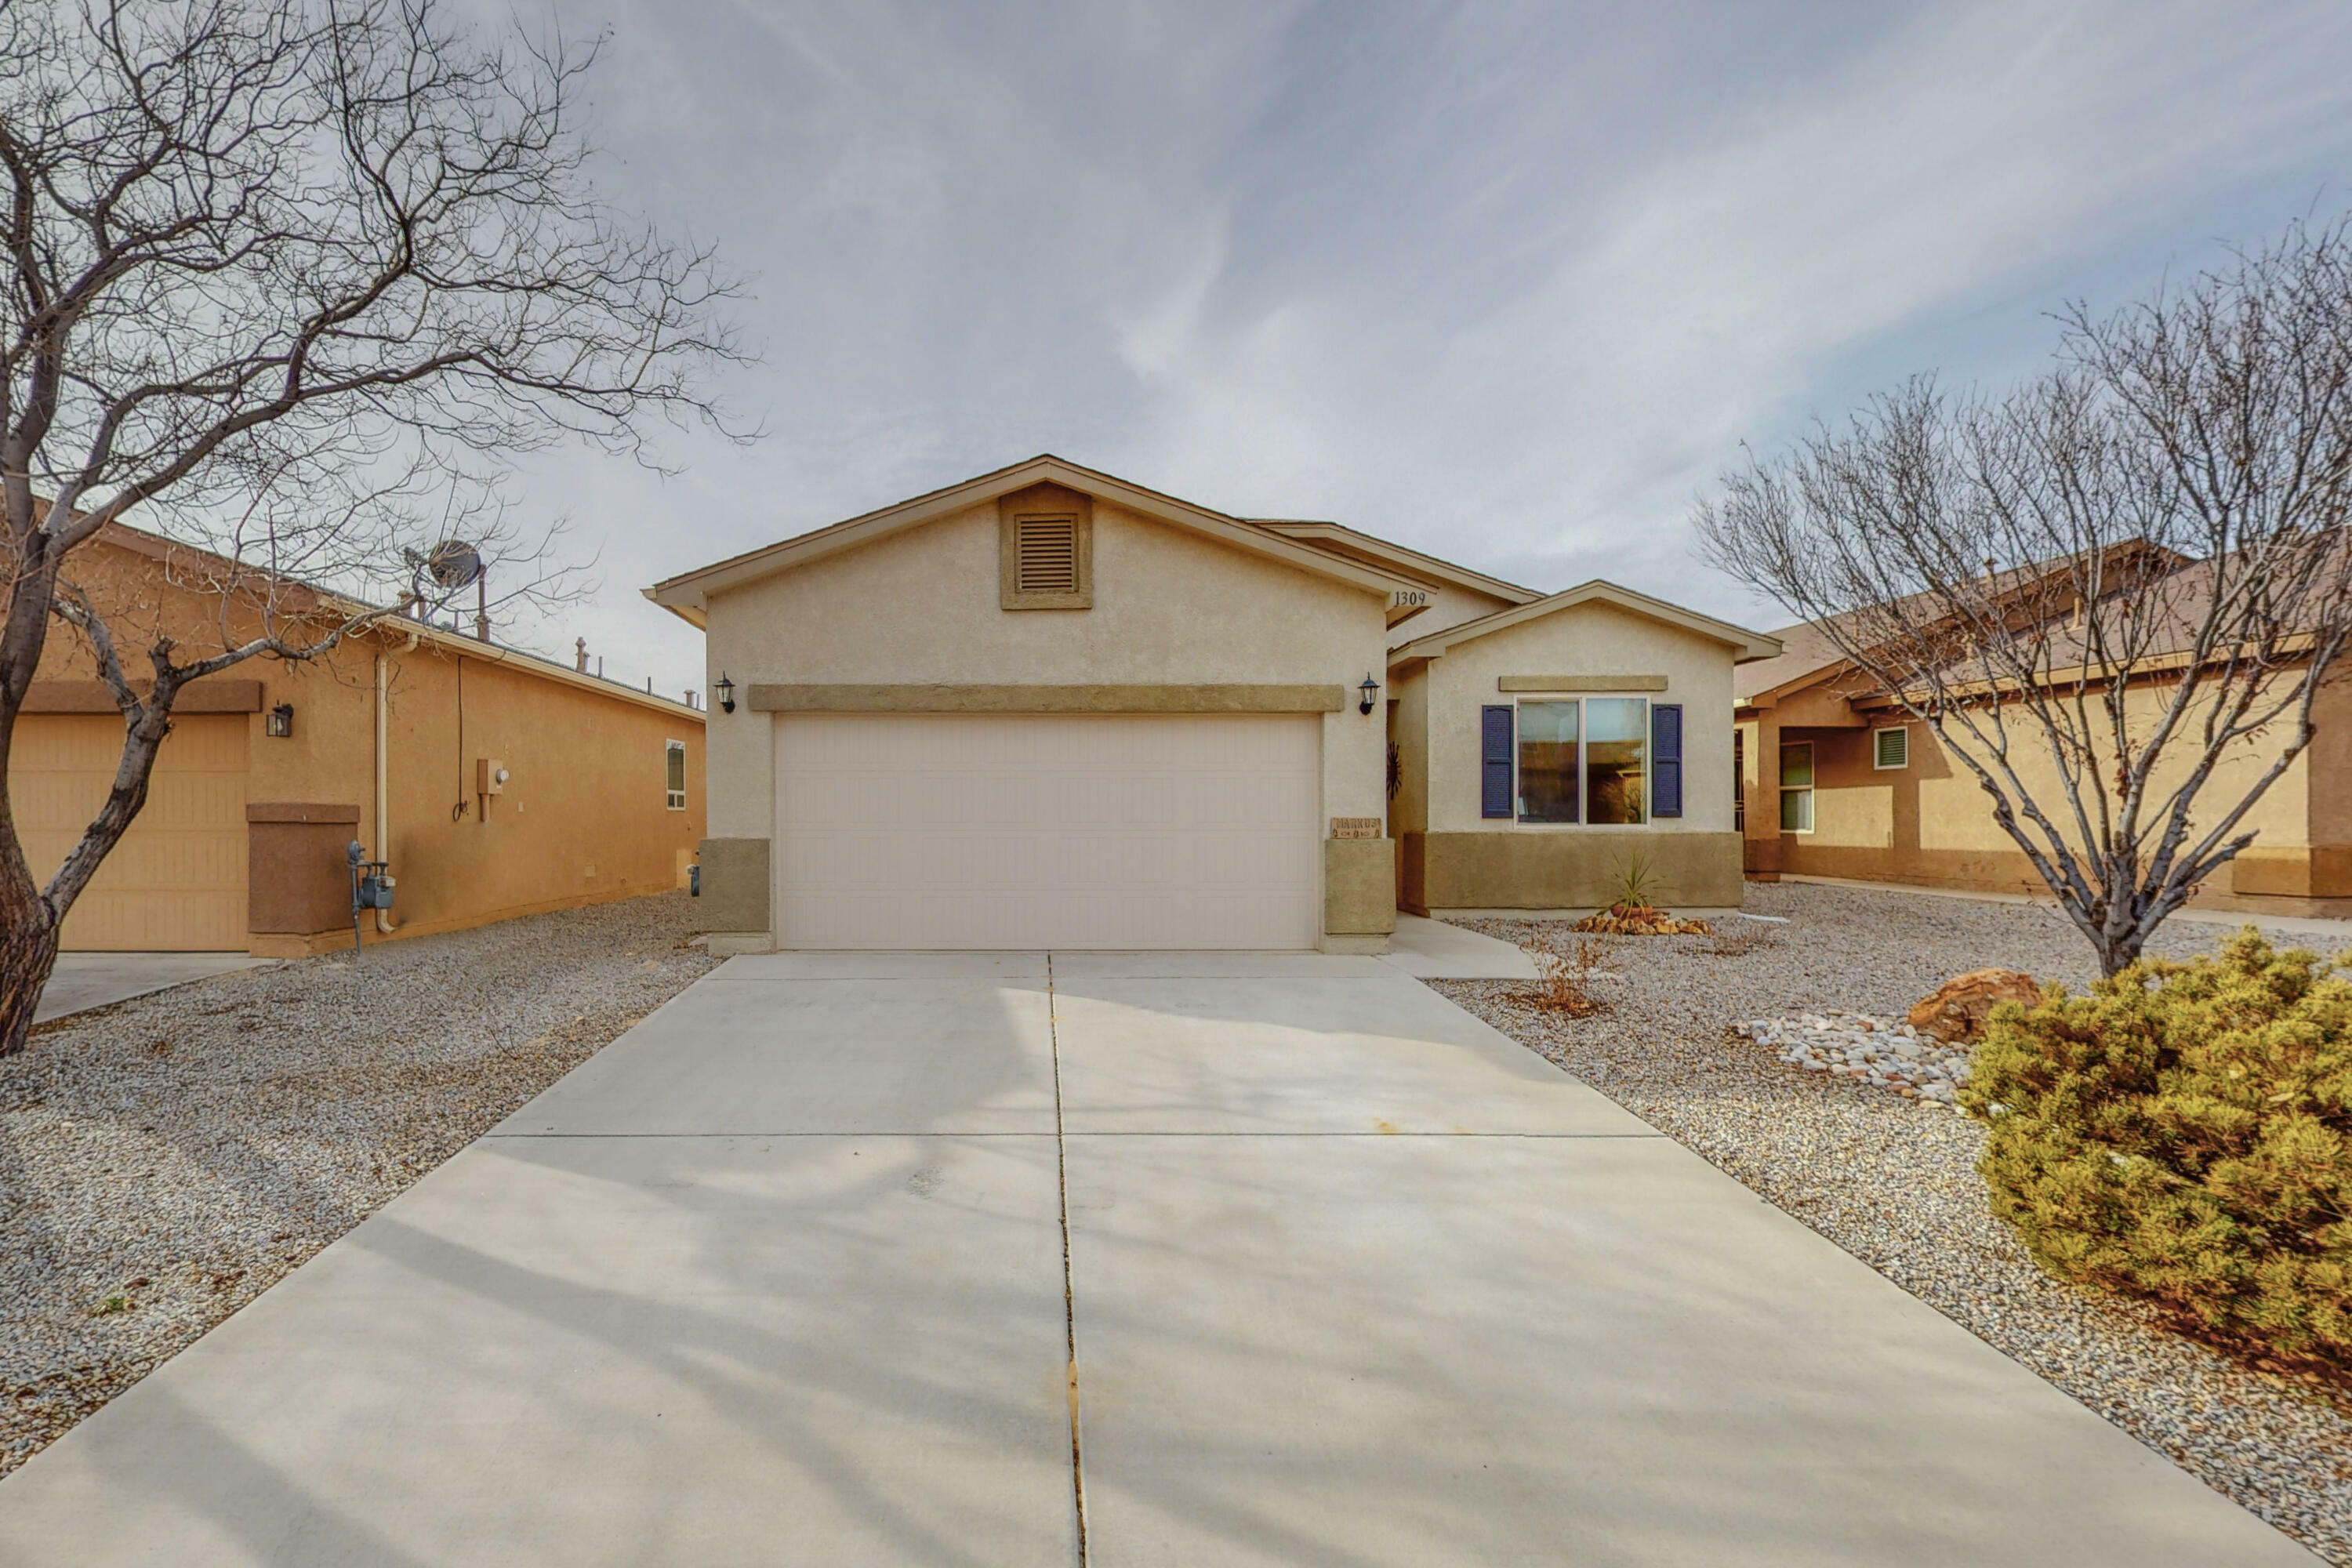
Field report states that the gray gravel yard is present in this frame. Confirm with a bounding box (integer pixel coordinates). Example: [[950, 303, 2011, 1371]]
[[0, 891, 718, 1476], [1441, 881, 2352, 1566]]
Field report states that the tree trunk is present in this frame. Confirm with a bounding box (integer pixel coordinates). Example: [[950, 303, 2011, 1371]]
[[0, 851, 61, 1057]]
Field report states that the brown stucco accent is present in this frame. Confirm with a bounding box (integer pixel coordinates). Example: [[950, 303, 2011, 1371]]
[[1496, 674, 1668, 692], [697, 837, 771, 934], [245, 801, 361, 824], [1417, 830, 1744, 909], [246, 801, 361, 937], [1398, 832, 1430, 916], [2235, 845, 2352, 898], [1323, 837, 1398, 935], [999, 482, 1094, 610], [24, 677, 263, 713], [746, 684, 1348, 713]]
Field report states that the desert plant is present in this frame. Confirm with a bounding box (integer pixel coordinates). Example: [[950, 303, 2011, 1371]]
[[1604, 850, 1663, 914], [1962, 927, 2352, 1374], [1527, 928, 1611, 1016]]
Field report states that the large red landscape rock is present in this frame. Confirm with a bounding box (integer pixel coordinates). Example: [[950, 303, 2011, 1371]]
[[1907, 968, 2045, 1043]]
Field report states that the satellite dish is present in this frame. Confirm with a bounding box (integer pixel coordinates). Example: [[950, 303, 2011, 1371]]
[[425, 539, 483, 590]]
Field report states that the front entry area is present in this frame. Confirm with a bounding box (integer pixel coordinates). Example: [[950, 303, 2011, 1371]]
[[772, 712, 1321, 949]]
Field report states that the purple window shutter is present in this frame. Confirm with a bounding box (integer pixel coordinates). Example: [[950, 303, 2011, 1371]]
[[1482, 706, 1514, 818], [1652, 703, 1683, 818]]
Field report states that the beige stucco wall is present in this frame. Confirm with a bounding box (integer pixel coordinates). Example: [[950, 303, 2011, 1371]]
[[696, 493, 1393, 944], [1388, 663, 1430, 836], [1387, 583, 1517, 651]]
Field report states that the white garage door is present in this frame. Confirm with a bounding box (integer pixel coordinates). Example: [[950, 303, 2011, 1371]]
[[775, 713, 1320, 949]]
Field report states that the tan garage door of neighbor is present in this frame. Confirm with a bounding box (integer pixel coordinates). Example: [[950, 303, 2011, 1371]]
[[10, 714, 249, 950], [775, 712, 1321, 949]]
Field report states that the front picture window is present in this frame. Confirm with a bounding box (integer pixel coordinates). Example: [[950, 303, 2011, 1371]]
[[1511, 696, 1650, 826], [1516, 702, 1580, 823], [1583, 697, 1648, 825]]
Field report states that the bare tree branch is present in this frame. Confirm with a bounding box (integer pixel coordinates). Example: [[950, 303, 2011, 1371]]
[[1698, 216, 2352, 975], [0, 0, 750, 1053]]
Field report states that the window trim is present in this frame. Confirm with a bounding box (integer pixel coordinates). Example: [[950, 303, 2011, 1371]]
[[1510, 694, 1652, 829], [1872, 724, 1910, 771], [665, 739, 688, 811], [1779, 740, 1815, 834]]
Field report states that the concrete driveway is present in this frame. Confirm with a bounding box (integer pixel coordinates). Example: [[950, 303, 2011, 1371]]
[[0, 949, 2316, 1566], [34, 951, 272, 1025]]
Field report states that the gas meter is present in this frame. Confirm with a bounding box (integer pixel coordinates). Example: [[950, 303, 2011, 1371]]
[[346, 840, 396, 955]]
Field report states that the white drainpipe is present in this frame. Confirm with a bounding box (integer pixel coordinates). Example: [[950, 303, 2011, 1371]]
[[372, 644, 403, 935]]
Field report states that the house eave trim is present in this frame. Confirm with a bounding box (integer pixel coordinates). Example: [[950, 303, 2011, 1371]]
[[748, 683, 1348, 713]]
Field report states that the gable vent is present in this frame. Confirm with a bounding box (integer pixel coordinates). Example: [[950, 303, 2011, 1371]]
[[1015, 517, 1080, 594]]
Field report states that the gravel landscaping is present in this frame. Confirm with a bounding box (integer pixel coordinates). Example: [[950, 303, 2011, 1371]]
[[0, 891, 718, 1477], [1439, 881, 2352, 1566]]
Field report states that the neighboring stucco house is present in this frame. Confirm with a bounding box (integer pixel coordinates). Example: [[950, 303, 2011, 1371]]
[[1737, 580, 2352, 920], [649, 456, 1779, 952], [13, 521, 706, 953]]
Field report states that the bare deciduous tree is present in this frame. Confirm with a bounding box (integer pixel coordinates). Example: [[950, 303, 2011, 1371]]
[[0, 0, 745, 1053], [1698, 217, 2352, 975]]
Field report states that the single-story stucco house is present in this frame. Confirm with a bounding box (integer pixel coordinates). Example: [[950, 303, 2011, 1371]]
[[13, 521, 706, 954], [648, 456, 1779, 953], [1736, 564, 2352, 920]]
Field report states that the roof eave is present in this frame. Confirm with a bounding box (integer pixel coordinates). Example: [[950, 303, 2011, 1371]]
[[649, 456, 1412, 604], [1393, 579, 1782, 663], [1253, 520, 1542, 604]]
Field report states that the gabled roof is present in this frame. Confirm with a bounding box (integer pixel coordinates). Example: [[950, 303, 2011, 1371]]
[[1389, 579, 1782, 664], [79, 517, 702, 721], [644, 455, 1419, 625], [1733, 539, 2194, 710], [1246, 520, 1541, 606]]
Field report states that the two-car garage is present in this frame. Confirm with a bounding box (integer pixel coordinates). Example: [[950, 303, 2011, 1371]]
[[772, 713, 1322, 949], [655, 456, 1405, 955]]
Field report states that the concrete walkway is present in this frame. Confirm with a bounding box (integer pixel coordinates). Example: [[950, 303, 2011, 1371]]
[[1377, 912, 1537, 978], [0, 953, 2317, 1565], [34, 952, 273, 1025]]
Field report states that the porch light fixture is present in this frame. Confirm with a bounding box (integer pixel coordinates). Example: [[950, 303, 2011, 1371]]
[[265, 702, 294, 739], [1359, 673, 1381, 715], [716, 672, 735, 713]]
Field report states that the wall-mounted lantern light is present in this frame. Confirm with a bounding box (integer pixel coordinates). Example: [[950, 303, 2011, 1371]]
[[716, 672, 736, 713], [1358, 673, 1381, 715], [265, 702, 294, 739]]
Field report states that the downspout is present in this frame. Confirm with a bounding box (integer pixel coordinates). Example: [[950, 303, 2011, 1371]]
[[372, 634, 415, 935]]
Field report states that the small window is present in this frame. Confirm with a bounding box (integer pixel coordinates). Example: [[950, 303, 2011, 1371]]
[[1873, 725, 1910, 771], [1780, 742, 1814, 833], [665, 739, 687, 811]]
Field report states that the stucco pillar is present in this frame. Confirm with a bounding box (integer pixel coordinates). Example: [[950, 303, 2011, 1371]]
[[1744, 715, 1783, 880]]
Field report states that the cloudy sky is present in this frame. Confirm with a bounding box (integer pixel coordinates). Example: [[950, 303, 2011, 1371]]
[[485, 0, 2352, 699]]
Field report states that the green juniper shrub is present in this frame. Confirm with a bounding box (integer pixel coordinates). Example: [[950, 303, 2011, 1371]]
[[1961, 927, 2352, 1375]]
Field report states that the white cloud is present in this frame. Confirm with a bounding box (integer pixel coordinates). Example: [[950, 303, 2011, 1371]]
[[477, 0, 2352, 691]]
